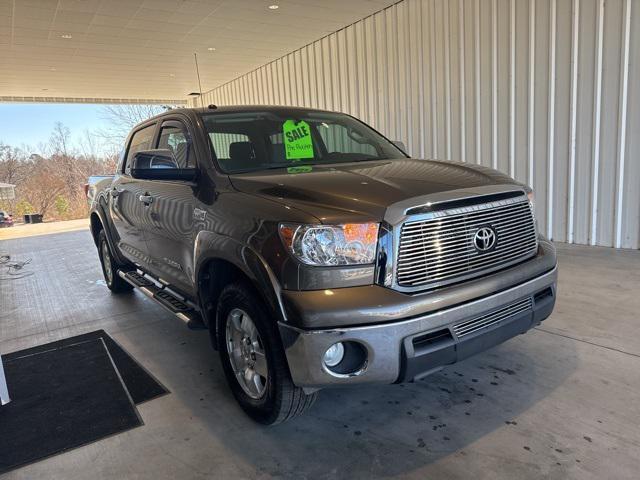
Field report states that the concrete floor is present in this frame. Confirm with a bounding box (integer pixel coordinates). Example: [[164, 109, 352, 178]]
[[1, 230, 639, 480]]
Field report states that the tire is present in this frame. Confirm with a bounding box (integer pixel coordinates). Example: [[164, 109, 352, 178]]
[[97, 229, 133, 293], [216, 282, 317, 425]]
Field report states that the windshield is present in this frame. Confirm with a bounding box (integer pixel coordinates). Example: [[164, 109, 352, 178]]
[[201, 110, 405, 173]]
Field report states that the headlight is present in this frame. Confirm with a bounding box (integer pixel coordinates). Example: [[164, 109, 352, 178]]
[[279, 223, 379, 266]]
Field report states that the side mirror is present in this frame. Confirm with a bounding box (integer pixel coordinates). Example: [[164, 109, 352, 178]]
[[391, 141, 407, 153], [131, 150, 198, 181]]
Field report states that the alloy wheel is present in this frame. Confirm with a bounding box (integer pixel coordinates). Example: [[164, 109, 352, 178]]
[[225, 308, 268, 399], [101, 240, 113, 284]]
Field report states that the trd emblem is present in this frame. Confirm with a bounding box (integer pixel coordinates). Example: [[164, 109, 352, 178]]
[[473, 226, 497, 252]]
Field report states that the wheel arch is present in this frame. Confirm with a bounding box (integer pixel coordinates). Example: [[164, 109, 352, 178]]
[[89, 201, 128, 266], [89, 211, 103, 246], [196, 248, 287, 348]]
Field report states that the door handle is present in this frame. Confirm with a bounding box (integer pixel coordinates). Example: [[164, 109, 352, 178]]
[[139, 194, 154, 204]]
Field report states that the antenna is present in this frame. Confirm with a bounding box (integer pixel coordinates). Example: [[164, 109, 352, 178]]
[[193, 52, 204, 108]]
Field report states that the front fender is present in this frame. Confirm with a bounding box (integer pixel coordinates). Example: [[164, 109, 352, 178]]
[[194, 230, 287, 324]]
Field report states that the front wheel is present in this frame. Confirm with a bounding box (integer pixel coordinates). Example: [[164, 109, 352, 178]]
[[97, 229, 133, 293], [216, 283, 317, 425]]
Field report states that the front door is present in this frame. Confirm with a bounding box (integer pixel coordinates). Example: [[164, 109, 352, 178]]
[[140, 119, 197, 295]]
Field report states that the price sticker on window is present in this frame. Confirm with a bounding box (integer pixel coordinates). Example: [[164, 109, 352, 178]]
[[283, 120, 314, 160]]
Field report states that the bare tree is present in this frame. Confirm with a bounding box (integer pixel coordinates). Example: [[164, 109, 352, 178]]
[[0, 143, 29, 185], [49, 122, 71, 156], [21, 155, 65, 217], [100, 151, 120, 174], [95, 104, 170, 150], [2, 120, 134, 221], [78, 129, 100, 160], [49, 122, 80, 201]]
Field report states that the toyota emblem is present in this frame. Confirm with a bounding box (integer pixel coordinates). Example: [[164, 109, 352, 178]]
[[473, 226, 497, 252]]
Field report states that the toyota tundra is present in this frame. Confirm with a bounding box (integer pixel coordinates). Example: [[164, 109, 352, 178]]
[[87, 106, 557, 424]]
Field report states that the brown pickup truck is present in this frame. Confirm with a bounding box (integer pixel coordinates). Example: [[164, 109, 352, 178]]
[[88, 105, 557, 424]]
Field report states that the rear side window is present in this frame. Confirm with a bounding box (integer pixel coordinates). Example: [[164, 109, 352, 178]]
[[124, 124, 155, 173]]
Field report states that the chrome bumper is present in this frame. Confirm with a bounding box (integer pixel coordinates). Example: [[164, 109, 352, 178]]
[[279, 265, 557, 389]]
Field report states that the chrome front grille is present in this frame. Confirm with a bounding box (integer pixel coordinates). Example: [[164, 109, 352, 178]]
[[452, 297, 533, 338], [396, 196, 537, 289]]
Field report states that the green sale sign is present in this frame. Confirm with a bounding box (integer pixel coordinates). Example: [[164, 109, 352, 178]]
[[282, 120, 314, 160]]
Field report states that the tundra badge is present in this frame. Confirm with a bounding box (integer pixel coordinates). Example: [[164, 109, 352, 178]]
[[193, 208, 206, 221]]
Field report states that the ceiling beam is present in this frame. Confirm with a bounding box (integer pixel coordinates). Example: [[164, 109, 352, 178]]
[[0, 96, 187, 105]]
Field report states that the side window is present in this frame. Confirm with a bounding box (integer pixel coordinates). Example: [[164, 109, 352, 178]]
[[208, 132, 251, 160], [208, 132, 252, 170], [317, 123, 377, 156], [268, 132, 287, 164], [157, 122, 194, 168], [124, 124, 155, 174]]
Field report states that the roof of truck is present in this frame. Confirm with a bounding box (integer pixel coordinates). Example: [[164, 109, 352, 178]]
[[149, 104, 339, 120], [132, 105, 345, 134], [193, 104, 336, 113]]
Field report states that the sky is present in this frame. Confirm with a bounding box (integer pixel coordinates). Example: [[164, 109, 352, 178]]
[[0, 103, 112, 154]]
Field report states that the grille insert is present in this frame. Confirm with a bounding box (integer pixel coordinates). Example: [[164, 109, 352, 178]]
[[453, 298, 533, 338], [396, 197, 537, 289]]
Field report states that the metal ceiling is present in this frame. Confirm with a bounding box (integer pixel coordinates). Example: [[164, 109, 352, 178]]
[[0, 0, 398, 103]]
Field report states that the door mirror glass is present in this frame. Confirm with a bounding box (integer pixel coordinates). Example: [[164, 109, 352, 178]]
[[131, 150, 198, 181]]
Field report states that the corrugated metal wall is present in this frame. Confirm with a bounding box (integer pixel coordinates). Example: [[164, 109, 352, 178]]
[[191, 0, 640, 249]]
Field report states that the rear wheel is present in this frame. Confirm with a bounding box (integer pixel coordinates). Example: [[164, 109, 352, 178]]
[[98, 229, 133, 293], [216, 283, 317, 425]]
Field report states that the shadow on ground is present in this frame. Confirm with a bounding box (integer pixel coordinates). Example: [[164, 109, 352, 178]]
[[112, 313, 577, 479]]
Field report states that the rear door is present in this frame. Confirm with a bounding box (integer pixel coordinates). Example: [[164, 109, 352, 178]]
[[109, 122, 156, 267], [138, 118, 197, 294]]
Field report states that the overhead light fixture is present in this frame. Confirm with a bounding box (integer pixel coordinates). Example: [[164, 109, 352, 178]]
[[49, 67, 56, 71], [268, 4, 279, 10], [61, 34, 72, 39], [207, 47, 216, 51], [169, 73, 175, 77]]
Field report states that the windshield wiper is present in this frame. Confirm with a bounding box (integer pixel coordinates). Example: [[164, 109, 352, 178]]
[[230, 157, 391, 174]]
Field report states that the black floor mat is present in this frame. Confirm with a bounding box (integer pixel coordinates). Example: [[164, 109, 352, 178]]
[[0, 339, 142, 475], [3, 330, 169, 404]]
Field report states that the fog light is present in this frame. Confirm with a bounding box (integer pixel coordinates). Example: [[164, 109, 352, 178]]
[[323, 342, 345, 367]]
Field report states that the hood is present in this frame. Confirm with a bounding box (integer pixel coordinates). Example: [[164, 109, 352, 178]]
[[229, 158, 521, 223]]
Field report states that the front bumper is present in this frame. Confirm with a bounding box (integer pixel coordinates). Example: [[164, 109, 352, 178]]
[[279, 264, 557, 389]]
